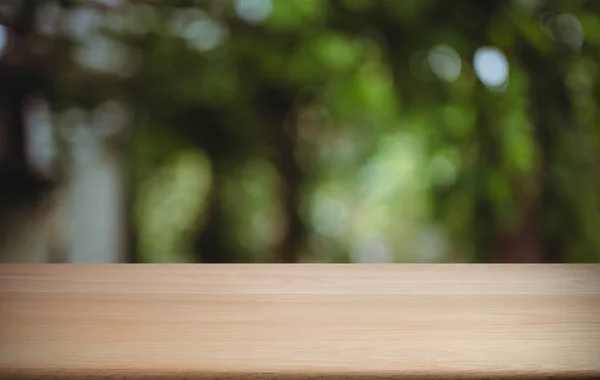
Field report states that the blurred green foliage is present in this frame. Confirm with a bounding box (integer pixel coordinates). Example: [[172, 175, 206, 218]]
[[30, 0, 600, 262]]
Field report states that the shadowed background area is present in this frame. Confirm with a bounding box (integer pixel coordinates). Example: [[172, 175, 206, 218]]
[[0, 0, 599, 263]]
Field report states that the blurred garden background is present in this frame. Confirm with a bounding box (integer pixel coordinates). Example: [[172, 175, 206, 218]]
[[0, 0, 599, 263]]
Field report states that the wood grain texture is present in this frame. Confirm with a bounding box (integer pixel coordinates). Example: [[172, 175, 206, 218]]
[[0, 264, 599, 380]]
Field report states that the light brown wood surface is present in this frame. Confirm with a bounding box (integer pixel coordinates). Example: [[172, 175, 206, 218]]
[[1, 264, 599, 379]]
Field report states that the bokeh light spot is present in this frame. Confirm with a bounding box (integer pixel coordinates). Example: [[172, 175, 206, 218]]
[[428, 44, 462, 82], [0, 24, 9, 57], [235, 0, 273, 23], [473, 46, 509, 88], [184, 19, 228, 52], [555, 13, 584, 51]]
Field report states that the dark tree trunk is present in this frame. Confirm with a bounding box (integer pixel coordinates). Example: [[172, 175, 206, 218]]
[[472, 92, 500, 263], [259, 88, 305, 263], [519, 44, 574, 263], [193, 168, 235, 263], [272, 108, 303, 263], [0, 2, 57, 253]]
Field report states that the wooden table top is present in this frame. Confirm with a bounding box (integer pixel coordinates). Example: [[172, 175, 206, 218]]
[[1, 264, 599, 379]]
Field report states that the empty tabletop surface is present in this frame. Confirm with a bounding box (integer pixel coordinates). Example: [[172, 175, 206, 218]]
[[1, 264, 599, 379]]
